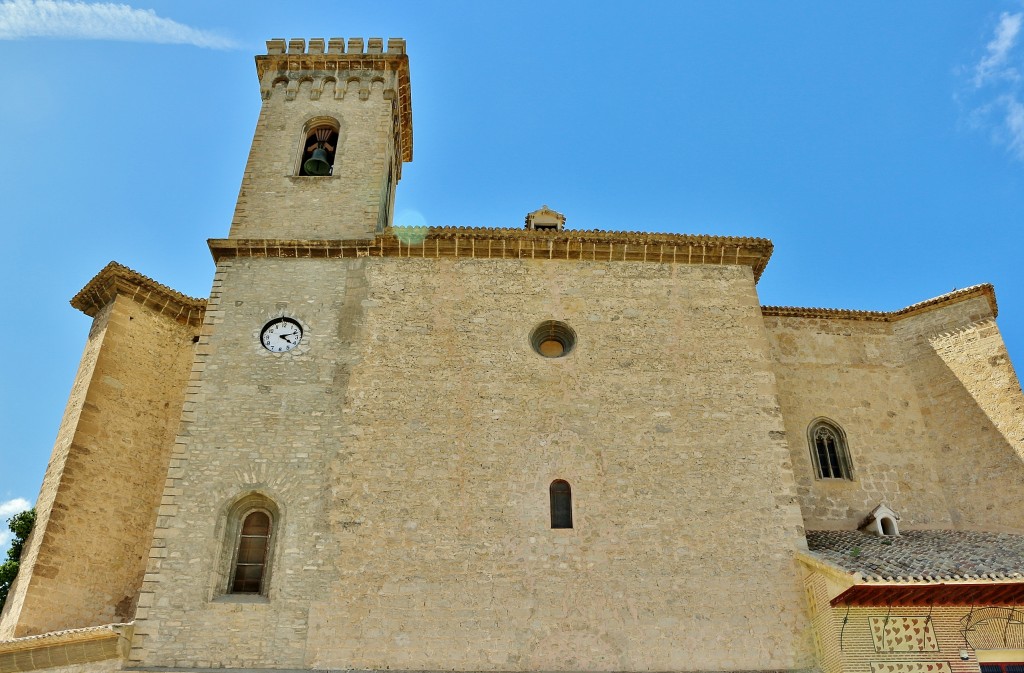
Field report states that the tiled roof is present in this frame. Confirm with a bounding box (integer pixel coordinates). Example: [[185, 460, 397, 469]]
[[762, 284, 997, 322], [70, 261, 206, 326], [0, 622, 129, 646], [806, 530, 1024, 583]]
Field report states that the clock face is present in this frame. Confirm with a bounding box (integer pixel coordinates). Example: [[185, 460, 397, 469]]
[[260, 318, 303, 353]]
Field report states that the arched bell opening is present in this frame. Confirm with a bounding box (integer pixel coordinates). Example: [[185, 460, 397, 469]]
[[299, 122, 340, 176]]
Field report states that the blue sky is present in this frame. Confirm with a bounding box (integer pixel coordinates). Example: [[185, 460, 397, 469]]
[[1, 1, 1023, 553]]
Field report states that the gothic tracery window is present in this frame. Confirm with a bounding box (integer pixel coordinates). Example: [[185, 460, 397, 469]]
[[808, 419, 853, 480]]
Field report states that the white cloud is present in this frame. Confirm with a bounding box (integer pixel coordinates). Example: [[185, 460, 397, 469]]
[[0, 498, 31, 520], [973, 12, 1022, 87], [960, 12, 1024, 162], [0, 0, 237, 49], [1006, 95, 1024, 158]]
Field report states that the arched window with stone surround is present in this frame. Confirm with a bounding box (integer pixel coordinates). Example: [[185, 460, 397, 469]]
[[550, 480, 573, 529], [808, 418, 853, 480], [220, 492, 280, 597], [231, 510, 272, 593]]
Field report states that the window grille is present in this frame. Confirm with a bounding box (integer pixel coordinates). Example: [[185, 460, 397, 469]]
[[981, 664, 1024, 673], [231, 511, 272, 594]]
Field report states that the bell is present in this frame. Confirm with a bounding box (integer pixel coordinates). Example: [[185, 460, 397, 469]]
[[303, 148, 332, 176]]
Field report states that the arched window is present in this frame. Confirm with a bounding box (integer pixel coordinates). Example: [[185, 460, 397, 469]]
[[298, 120, 340, 176], [550, 480, 573, 529], [808, 418, 853, 480], [879, 516, 897, 536], [231, 510, 272, 593], [218, 492, 280, 598]]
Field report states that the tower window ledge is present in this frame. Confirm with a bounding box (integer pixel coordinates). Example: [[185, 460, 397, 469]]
[[212, 594, 270, 605]]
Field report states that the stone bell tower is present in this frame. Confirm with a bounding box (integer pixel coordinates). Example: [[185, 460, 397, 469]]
[[229, 37, 412, 240]]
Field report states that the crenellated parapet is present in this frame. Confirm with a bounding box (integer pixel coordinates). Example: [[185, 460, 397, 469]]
[[256, 37, 412, 163]]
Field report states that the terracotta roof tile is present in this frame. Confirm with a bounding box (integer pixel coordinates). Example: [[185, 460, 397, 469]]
[[806, 530, 1024, 583], [762, 284, 997, 322]]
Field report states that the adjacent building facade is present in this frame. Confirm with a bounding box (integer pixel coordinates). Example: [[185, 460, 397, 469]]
[[1, 37, 1022, 673]]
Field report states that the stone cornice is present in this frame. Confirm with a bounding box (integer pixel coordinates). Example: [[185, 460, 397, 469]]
[[0, 623, 130, 673], [761, 284, 998, 322], [209, 227, 775, 280], [70, 262, 206, 327], [256, 37, 412, 164]]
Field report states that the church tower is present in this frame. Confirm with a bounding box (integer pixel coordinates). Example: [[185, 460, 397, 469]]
[[123, 37, 815, 673], [229, 37, 411, 240], [6, 32, 1024, 673]]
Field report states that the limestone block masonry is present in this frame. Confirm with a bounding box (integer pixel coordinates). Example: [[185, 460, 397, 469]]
[[4, 35, 1024, 673], [765, 287, 1024, 533], [129, 255, 812, 671], [0, 265, 202, 639]]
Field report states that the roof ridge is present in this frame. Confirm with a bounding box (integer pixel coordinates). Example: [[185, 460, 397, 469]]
[[762, 284, 997, 322]]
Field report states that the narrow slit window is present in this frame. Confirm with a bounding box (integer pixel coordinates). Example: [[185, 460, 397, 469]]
[[231, 511, 271, 593], [550, 480, 573, 529]]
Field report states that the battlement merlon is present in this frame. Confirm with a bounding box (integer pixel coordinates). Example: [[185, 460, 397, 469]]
[[257, 37, 413, 164]]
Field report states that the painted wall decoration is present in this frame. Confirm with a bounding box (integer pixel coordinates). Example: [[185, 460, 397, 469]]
[[870, 617, 940, 652], [870, 663, 951, 673]]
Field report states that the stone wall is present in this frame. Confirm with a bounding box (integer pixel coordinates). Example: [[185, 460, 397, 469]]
[[765, 296, 1024, 532], [895, 297, 1024, 532], [0, 295, 198, 638], [131, 256, 814, 672], [0, 302, 111, 640]]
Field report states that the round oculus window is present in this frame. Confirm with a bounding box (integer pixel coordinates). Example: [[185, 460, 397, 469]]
[[530, 321, 576, 358]]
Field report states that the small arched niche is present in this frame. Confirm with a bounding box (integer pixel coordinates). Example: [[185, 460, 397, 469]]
[[297, 117, 341, 176]]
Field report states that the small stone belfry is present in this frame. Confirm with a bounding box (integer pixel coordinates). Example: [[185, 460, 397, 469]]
[[231, 37, 412, 240], [525, 205, 566, 231]]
